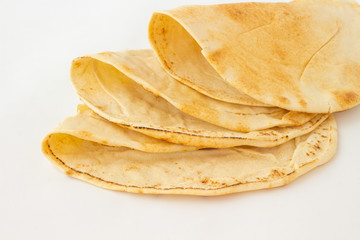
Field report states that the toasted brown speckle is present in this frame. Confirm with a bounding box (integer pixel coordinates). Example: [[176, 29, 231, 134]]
[[277, 96, 290, 105], [333, 90, 360, 108], [201, 177, 209, 184], [299, 99, 307, 108]]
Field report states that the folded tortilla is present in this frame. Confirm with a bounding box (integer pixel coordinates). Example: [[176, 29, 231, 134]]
[[72, 50, 316, 133], [70, 51, 327, 148], [42, 114, 337, 196], [149, 0, 360, 113], [50, 105, 197, 152]]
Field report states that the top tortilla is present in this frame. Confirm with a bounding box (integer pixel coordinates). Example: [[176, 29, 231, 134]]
[[149, 0, 360, 113]]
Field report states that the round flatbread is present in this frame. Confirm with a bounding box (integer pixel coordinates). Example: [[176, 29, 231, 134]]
[[42, 114, 337, 196], [149, 0, 360, 113]]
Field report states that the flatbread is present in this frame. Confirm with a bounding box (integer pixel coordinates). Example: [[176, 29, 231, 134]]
[[42, 114, 337, 196], [73, 50, 315, 132], [70, 55, 328, 148], [149, 0, 360, 113], [115, 49, 266, 106], [50, 105, 197, 152]]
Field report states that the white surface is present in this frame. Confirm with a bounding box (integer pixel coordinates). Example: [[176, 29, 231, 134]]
[[1, 0, 360, 239]]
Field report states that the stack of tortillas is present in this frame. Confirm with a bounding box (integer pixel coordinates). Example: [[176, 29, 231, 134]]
[[42, 0, 360, 196]]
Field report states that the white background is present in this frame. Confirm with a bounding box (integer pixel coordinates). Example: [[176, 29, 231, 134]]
[[1, 0, 360, 239]]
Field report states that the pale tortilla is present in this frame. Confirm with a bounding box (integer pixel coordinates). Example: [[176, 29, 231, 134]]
[[42, 114, 337, 196], [73, 50, 316, 132], [70, 55, 328, 148], [50, 105, 197, 152], [149, 0, 360, 113]]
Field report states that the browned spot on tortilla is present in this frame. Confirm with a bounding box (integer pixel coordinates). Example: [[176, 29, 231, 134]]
[[220, 5, 247, 22], [73, 61, 81, 68], [94, 105, 105, 111], [313, 143, 321, 150], [201, 177, 209, 184], [161, 27, 167, 35], [206, 49, 228, 75], [101, 140, 109, 145], [208, 180, 221, 186], [259, 132, 271, 136], [208, 50, 222, 64], [125, 166, 140, 171], [272, 42, 288, 61], [65, 170, 73, 176], [299, 99, 307, 108], [277, 96, 290, 105], [219, 3, 267, 23], [162, 59, 172, 69], [333, 90, 360, 108], [269, 169, 285, 178]]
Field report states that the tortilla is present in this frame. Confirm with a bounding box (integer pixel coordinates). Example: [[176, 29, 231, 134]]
[[73, 50, 316, 133], [50, 105, 197, 152], [115, 49, 266, 106], [42, 114, 337, 196], [149, 0, 360, 113], [70, 55, 328, 148]]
